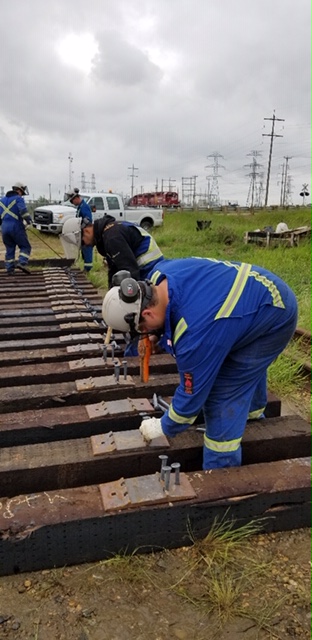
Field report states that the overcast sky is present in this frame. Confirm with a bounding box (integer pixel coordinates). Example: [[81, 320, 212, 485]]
[[0, 0, 310, 205]]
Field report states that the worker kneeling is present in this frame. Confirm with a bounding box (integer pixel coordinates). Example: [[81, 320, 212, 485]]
[[102, 258, 298, 470]]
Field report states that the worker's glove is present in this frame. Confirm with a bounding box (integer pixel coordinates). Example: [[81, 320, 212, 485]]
[[139, 417, 164, 442]]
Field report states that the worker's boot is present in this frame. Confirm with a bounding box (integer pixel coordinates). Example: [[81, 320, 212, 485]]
[[16, 264, 31, 274]]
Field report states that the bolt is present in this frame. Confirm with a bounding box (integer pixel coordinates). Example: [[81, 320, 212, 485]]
[[159, 455, 169, 480], [122, 360, 128, 380], [114, 361, 120, 382], [171, 462, 181, 485], [163, 466, 171, 491], [102, 345, 107, 364]]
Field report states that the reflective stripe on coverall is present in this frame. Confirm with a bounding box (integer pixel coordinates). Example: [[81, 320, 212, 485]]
[[148, 258, 298, 469], [0, 194, 32, 272]]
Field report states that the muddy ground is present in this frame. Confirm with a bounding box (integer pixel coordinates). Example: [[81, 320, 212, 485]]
[[0, 528, 310, 640]]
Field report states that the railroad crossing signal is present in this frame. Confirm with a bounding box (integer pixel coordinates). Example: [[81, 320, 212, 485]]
[[299, 184, 309, 204]]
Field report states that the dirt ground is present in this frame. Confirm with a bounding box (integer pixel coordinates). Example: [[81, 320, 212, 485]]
[[0, 528, 310, 640]]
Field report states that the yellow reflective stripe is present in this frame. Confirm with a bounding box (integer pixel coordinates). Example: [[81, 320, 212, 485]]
[[248, 407, 265, 419], [149, 270, 161, 284], [204, 435, 242, 453], [0, 200, 18, 219], [136, 238, 163, 266], [173, 317, 187, 345], [249, 270, 285, 308], [215, 263, 251, 319], [168, 405, 197, 424], [19, 252, 30, 258]]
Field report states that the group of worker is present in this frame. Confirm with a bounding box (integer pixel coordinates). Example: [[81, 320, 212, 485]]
[[0, 182, 298, 471]]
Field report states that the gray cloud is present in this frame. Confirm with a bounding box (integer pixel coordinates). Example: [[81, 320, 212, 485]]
[[0, 0, 310, 204]]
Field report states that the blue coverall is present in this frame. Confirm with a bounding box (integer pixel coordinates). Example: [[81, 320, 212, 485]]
[[0, 190, 32, 273], [76, 199, 93, 271], [147, 257, 298, 470]]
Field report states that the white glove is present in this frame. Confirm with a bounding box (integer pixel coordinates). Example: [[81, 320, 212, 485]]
[[139, 417, 164, 442]]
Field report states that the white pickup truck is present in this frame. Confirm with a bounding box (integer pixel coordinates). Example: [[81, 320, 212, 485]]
[[33, 192, 164, 234]]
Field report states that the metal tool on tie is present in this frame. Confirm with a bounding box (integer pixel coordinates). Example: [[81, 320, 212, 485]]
[[138, 335, 152, 383], [152, 393, 169, 413]]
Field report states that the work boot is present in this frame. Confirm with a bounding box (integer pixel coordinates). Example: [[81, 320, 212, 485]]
[[16, 264, 31, 274]]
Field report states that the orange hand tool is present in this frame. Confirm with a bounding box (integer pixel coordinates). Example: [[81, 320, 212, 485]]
[[138, 336, 152, 382]]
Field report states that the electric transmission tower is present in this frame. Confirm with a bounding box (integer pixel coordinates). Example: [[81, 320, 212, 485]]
[[245, 151, 263, 208], [279, 156, 292, 207], [81, 173, 86, 190], [91, 174, 96, 191], [262, 111, 285, 206], [205, 152, 225, 207], [181, 177, 196, 207]]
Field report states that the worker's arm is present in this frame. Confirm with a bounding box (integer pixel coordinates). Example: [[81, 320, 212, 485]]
[[158, 331, 229, 437], [103, 228, 140, 280]]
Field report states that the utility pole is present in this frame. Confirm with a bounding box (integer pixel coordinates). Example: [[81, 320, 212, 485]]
[[262, 112, 284, 206], [192, 175, 198, 208], [48, 183, 52, 202], [128, 164, 138, 198], [68, 152, 73, 191]]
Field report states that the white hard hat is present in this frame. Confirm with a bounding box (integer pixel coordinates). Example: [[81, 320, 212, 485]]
[[102, 275, 153, 334], [102, 280, 143, 333], [64, 187, 80, 202], [12, 182, 29, 196]]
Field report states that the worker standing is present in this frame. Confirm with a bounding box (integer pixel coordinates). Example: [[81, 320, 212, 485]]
[[102, 257, 298, 470], [64, 188, 93, 272], [60, 214, 164, 285], [0, 182, 32, 275]]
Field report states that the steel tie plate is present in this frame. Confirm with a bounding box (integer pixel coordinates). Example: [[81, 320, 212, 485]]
[[114, 429, 147, 451], [91, 431, 116, 455], [100, 472, 196, 511], [130, 398, 154, 413], [85, 401, 109, 419], [66, 344, 102, 354]]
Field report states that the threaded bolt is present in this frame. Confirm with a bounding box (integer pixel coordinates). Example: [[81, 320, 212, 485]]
[[159, 455, 168, 480], [163, 466, 171, 491], [171, 462, 181, 485], [114, 361, 120, 382], [122, 360, 128, 379]]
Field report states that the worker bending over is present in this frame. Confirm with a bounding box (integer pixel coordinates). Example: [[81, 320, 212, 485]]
[[102, 257, 298, 470], [61, 214, 164, 285]]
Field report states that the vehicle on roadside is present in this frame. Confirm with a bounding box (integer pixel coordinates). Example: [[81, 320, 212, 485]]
[[33, 192, 164, 235]]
